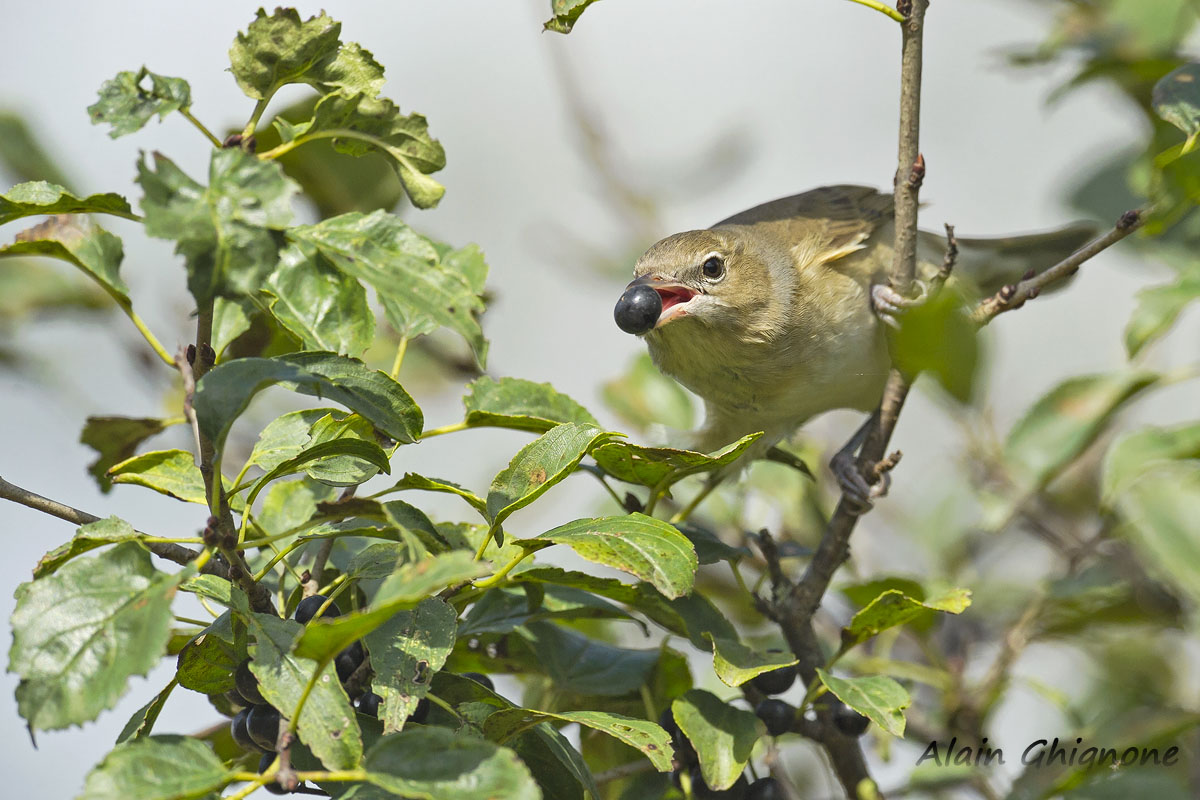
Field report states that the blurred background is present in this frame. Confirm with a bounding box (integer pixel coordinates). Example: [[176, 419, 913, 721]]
[[1, 1, 1197, 797]]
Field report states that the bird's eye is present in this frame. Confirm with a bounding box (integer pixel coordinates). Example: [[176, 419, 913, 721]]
[[702, 255, 725, 280]]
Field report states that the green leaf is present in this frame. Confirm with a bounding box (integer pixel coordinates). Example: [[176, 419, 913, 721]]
[[289, 211, 487, 364], [517, 621, 658, 696], [1124, 272, 1200, 357], [245, 409, 331, 474], [705, 636, 798, 688], [464, 376, 599, 432], [293, 552, 486, 662], [0, 215, 128, 305], [671, 689, 762, 791], [526, 514, 697, 600], [34, 516, 143, 578], [193, 351, 423, 460], [890, 287, 979, 403], [176, 627, 238, 695], [114, 680, 176, 744], [304, 412, 389, 485], [88, 67, 191, 138], [1103, 422, 1200, 499], [1153, 62, 1200, 136], [0, 112, 73, 186], [264, 242, 374, 355], [78, 735, 229, 800], [545, 0, 605, 33], [840, 589, 971, 650], [247, 613, 362, 769], [363, 726, 540, 800], [137, 149, 298, 304], [816, 669, 910, 736], [229, 9, 349, 99], [1115, 461, 1200, 604], [516, 724, 597, 800], [107, 449, 211, 505], [0, 181, 133, 225], [9, 543, 182, 733], [592, 433, 761, 488], [247, 438, 390, 508], [282, 93, 446, 209], [80, 416, 172, 493], [380, 473, 488, 515], [484, 708, 674, 771], [602, 353, 695, 433], [1003, 371, 1160, 495], [487, 423, 614, 526], [212, 295, 255, 360], [363, 598, 457, 733]]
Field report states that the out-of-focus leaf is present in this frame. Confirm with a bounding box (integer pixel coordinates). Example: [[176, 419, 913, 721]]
[[1036, 563, 1182, 636], [816, 669, 910, 736], [1124, 271, 1200, 356], [8, 543, 182, 734], [840, 589, 972, 650], [193, 351, 423, 459], [88, 68, 191, 139], [0, 182, 133, 226], [1103, 422, 1200, 499], [484, 708, 673, 772], [545, 0, 604, 33], [79, 735, 229, 800], [264, 242, 374, 355], [486, 423, 614, 527], [463, 376, 598, 432], [1004, 371, 1160, 496], [80, 416, 173, 492], [0, 215, 128, 305], [114, 679, 175, 744], [362, 726, 540, 800], [517, 621, 658, 696], [525, 513, 697, 600], [289, 211, 486, 365], [280, 92, 445, 209], [137, 149, 297, 304], [890, 288, 979, 403], [247, 613, 361, 770], [34, 516, 142, 579], [602, 353, 694, 433], [1116, 461, 1200, 604], [0, 112, 73, 186], [592, 433, 761, 488], [1153, 62, 1200, 136], [363, 598, 456, 734], [671, 689, 762, 791], [0, 259, 108, 322]]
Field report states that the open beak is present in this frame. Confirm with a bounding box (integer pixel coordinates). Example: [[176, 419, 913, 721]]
[[626, 275, 698, 328]]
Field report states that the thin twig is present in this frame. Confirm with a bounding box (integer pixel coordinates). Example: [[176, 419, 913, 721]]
[[971, 209, 1146, 324], [593, 760, 654, 785]]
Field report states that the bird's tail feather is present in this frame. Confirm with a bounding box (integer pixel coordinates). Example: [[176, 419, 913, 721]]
[[919, 223, 1098, 296]]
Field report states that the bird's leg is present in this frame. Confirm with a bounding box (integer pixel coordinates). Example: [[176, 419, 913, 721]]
[[870, 280, 929, 329], [830, 411, 889, 510]]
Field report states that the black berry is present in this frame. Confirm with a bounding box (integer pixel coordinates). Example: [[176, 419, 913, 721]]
[[750, 664, 796, 696], [689, 766, 749, 800], [747, 777, 783, 800], [222, 688, 247, 711], [659, 707, 680, 739], [230, 707, 263, 752], [357, 692, 382, 718], [460, 672, 494, 691], [235, 658, 265, 706], [295, 594, 341, 624], [335, 641, 365, 683], [410, 696, 430, 724], [832, 703, 871, 737], [659, 707, 697, 766], [614, 283, 663, 335], [247, 704, 282, 752], [258, 753, 286, 795], [755, 699, 795, 737]]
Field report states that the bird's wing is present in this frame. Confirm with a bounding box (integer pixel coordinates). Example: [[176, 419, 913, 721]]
[[714, 185, 894, 271]]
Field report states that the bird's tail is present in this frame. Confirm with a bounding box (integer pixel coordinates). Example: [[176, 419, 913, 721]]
[[919, 223, 1098, 296]]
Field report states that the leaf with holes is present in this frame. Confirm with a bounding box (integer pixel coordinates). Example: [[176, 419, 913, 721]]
[[79, 735, 230, 800], [363, 598, 457, 733], [671, 689, 763, 790], [0, 181, 133, 225], [88, 68, 191, 138], [487, 423, 614, 527]]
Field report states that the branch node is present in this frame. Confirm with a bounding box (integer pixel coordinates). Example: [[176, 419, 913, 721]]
[[1117, 208, 1141, 230], [907, 152, 926, 190], [185, 344, 196, 365], [897, 0, 912, 18]]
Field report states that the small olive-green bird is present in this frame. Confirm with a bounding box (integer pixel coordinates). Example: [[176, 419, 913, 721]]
[[614, 185, 1094, 502]]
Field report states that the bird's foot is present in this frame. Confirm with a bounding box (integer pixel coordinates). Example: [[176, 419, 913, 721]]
[[831, 450, 890, 513], [870, 281, 929, 329]]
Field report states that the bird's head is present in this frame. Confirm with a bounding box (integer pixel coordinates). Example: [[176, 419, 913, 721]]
[[614, 228, 782, 338]]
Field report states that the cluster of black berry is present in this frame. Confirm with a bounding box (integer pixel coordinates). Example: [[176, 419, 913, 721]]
[[751, 663, 870, 739]]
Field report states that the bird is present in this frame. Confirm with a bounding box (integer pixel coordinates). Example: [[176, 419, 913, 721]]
[[613, 184, 1095, 506]]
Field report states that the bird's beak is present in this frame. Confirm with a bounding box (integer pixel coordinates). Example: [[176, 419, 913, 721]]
[[626, 275, 698, 328]]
